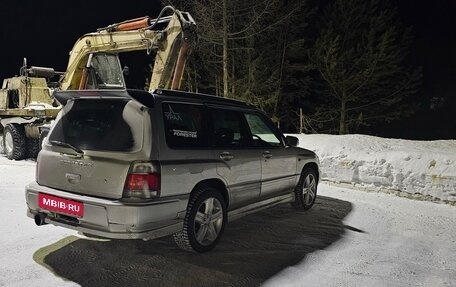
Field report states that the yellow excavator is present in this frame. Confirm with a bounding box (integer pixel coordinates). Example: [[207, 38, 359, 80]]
[[0, 6, 195, 160]]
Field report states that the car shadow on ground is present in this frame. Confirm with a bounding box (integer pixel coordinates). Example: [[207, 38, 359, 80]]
[[34, 196, 358, 287]]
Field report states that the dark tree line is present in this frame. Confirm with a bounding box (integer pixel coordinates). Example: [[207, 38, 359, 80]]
[[162, 0, 422, 134]]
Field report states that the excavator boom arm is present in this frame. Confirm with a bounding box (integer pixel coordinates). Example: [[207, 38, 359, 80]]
[[60, 6, 195, 91]]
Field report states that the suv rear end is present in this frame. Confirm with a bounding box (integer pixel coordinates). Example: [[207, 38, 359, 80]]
[[25, 90, 187, 240], [26, 89, 320, 253]]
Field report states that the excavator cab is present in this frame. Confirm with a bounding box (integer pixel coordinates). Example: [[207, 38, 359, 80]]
[[84, 53, 126, 90]]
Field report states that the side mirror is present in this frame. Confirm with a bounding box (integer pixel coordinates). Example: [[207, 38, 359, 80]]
[[285, 136, 299, 147], [122, 66, 130, 76]]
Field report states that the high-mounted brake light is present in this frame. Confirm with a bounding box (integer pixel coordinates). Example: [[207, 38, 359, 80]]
[[123, 161, 161, 200]]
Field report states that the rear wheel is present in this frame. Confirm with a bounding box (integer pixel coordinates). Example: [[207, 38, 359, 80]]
[[26, 138, 40, 159], [173, 187, 227, 253], [3, 123, 27, 160], [291, 167, 318, 210]]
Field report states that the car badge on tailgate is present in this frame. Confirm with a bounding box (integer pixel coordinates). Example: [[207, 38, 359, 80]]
[[60, 160, 93, 167], [60, 159, 94, 177]]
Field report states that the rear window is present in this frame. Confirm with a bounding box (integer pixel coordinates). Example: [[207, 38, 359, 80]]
[[162, 103, 207, 148], [49, 99, 139, 152]]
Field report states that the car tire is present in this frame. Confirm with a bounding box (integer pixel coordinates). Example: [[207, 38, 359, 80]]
[[173, 187, 227, 253], [3, 123, 27, 160], [26, 138, 40, 159], [291, 167, 318, 210]]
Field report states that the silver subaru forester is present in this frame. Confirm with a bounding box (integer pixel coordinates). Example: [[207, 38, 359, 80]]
[[25, 89, 320, 253]]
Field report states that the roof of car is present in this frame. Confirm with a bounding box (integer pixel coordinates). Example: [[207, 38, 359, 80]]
[[53, 89, 252, 109], [151, 89, 250, 107]]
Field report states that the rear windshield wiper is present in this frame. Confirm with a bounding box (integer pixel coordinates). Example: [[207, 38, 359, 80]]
[[50, 140, 84, 154]]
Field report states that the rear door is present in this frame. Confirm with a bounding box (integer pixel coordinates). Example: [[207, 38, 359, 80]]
[[209, 107, 262, 209], [37, 98, 149, 199]]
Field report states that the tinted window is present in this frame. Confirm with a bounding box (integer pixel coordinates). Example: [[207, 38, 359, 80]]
[[163, 103, 206, 148], [210, 108, 253, 148], [49, 99, 136, 152], [244, 113, 282, 147]]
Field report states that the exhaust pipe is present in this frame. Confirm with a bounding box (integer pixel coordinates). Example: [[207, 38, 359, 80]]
[[34, 213, 47, 226]]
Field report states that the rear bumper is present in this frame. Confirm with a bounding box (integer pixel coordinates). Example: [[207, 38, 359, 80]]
[[25, 182, 188, 240]]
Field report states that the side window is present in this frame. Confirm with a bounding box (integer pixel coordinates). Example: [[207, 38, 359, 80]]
[[210, 108, 253, 148], [244, 113, 282, 147], [163, 103, 206, 148]]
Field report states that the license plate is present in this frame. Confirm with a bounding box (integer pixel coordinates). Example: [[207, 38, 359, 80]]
[[38, 193, 84, 217]]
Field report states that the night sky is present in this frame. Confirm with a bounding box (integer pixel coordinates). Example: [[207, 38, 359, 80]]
[[389, 0, 456, 139], [0, 1, 162, 89], [0, 0, 455, 139]]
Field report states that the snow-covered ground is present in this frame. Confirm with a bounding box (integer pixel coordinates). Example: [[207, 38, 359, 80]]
[[0, 157, 77, 286], [0, 133, 455, 286], [293, 134, 456, 203], [265, 185, 456, 287]]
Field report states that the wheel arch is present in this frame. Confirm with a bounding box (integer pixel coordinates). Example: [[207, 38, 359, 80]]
[[190, 178, 229, 208], [304, 162, 319, 183]]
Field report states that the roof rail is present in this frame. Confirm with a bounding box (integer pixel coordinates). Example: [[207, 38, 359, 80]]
[[152, 89, 249, 107]]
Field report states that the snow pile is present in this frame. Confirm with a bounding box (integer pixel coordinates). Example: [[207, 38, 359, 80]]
[[293, 134, 456, 202]]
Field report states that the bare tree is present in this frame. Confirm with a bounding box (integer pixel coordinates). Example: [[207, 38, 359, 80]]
[[310, 0, 421, 134]]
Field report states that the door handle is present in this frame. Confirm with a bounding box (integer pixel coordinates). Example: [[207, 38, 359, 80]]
[[262, 151, 272, 159], [220, 152, 235, 161]]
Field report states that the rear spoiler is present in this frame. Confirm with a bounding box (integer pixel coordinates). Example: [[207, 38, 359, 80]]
[[53, 89, 155, 107]]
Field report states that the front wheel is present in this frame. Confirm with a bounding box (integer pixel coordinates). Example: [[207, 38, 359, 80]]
[[291, 167, 318, 210], [173, 187, 227, 253]]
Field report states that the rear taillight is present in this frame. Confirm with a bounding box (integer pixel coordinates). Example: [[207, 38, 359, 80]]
[[123, 161, 161, 200], [125, 173, 160, 191]]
